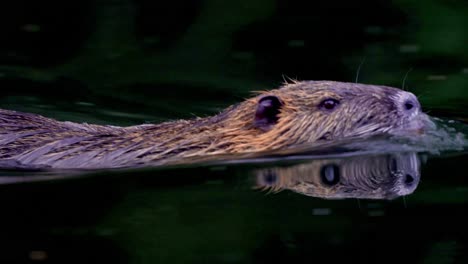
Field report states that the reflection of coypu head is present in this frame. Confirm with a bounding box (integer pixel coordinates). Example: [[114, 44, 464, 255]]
[[256, 153, 421, 199], [0, 81, 431, 169]]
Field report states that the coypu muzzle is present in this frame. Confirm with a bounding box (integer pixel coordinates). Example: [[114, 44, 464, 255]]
[[391, 90, 434, 135]]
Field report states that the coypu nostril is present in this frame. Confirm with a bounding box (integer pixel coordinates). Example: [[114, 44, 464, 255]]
[[404, 174, 414, 185], [397, 91, 420, 114]]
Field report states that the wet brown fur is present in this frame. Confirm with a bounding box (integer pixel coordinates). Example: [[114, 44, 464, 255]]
[[0, 81, 426, 169]]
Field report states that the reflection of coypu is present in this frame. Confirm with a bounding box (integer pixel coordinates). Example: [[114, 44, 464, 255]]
[[256, 153, 421, 199], [0, 81, 431, 169]]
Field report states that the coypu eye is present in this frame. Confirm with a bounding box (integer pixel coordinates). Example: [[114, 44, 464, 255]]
[[254, 95, 283, 131], [320, 164, 340, 186], [319, 98, 340, 111], [404, 100, 414, 111]]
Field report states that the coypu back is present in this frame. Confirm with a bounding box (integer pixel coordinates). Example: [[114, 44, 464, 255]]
[[0, 109, 219, 168], [0, 81, 432, 169], [0, 109, 128, 167]]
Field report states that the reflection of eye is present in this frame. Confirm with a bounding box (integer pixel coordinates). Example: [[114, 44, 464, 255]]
[[263, 170, 277, 185], [320, 164, 340, 186]]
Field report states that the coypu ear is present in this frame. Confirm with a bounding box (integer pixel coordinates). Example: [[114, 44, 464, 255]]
[[254, 95, 283, 131]]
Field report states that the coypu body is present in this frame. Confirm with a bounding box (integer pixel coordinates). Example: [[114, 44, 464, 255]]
[[0, 81, 431, 169]]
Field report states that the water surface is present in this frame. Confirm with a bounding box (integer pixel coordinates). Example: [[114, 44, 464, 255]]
[[1, 0, 468, 262]]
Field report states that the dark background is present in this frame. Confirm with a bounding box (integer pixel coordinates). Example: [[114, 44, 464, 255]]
[[0, 0, 467, 263], [1, 0, 467, 124]]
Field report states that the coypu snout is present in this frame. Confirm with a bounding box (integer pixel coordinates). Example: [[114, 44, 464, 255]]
[[393, 90, 432, 135], [396, 90, 421, 117]]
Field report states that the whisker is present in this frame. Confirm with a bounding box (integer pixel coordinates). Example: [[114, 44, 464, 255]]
[[415, 90, 434, 101], [402, 67, 413, 91], [355, 56, 367, 83], [282, 74, 299, 85], [356, 199, 362, 210], [282, 74, 290, 85]]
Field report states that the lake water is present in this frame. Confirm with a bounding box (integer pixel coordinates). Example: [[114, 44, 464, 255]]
[[1, 0, 468, 263]]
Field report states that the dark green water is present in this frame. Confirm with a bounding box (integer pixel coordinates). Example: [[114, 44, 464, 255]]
[[0, 148, 467, 263], [1, 0, 468, 263]]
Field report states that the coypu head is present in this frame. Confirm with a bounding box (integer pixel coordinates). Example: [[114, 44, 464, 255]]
[[241, 81, 431, 148]]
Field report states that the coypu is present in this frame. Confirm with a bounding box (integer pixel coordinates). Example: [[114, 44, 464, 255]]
[[0, 80, 431, 169], [255, 153, 421, 199]]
